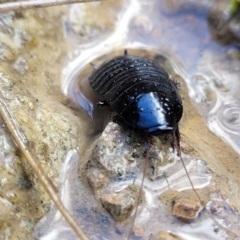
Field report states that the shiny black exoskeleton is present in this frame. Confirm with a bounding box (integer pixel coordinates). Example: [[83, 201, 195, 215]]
[[89, 51, 183, 136]]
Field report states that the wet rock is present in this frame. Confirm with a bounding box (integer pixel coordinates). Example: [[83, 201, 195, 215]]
[[86, 121, 175, 181], [151, 231, 182, 240], [226, 46, 240, 60], [159, 189, 206, 222], [0, 5, 93, 239], [148, 136, 176, 181], [85, 121, 177, 221], [86, 168, 110, 194], [0, 86, 90, 239], [0, 119, 45, 239], [203, 191, 240, 237], [64, 0, 126, 40], [172, 191, 203, 221], [130, 15, 153, 35], [207, 191, 238, 221], [160, 0, 240, 46], [85, 121, 174, 178], [100, 185, 142, 222], [208, 6, 240, 45], [132, 225, 145, 237]]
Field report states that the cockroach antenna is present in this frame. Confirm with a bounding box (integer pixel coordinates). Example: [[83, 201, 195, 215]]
[[0, 0, 104, 13], [127, 138, 150, 240], [173, 130, 239, 240]]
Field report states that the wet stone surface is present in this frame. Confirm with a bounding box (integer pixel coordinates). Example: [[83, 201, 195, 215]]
[[85, 121, 176, 180], [64, 0, 126, 40], [151, 231, 183, 240], [100, 185, 142, 222], [171, 190, 203, 221], [85, 120, 207, 229]]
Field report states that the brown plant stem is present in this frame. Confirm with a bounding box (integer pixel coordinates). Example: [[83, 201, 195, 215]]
[[0, 0, 103, 12]]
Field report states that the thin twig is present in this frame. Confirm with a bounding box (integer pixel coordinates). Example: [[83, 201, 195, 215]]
[[0, 91, 89, 240], [0, 0, 103, 13]]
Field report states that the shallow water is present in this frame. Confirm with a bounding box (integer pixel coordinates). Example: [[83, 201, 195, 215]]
[[0, 0, 240, 239]]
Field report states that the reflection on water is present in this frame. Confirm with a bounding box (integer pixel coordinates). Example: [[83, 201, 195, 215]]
[[36, 0, 240, 239]]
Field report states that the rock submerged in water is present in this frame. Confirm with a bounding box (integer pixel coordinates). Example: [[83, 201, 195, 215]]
[[100, 185, 143, 222], [85, 121, 205, 223], [151, 231, 183, 240], [85, 121, 176, 221], [159, 189, 204, 222], [172, 190, 203, 221]]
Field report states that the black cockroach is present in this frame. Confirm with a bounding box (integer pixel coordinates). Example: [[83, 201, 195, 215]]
[[89, 50, 183, 139], [89, 50, 183, 238]]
